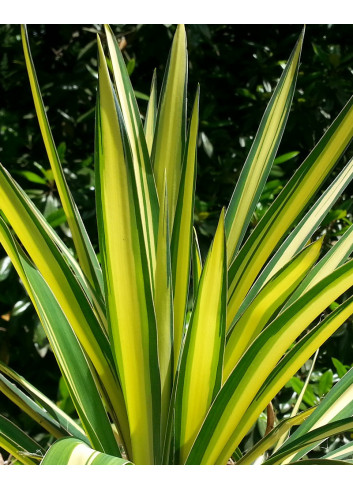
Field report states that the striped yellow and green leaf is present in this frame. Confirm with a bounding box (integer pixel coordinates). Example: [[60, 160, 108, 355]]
[[285, 222, 353, 308], [144, 69, 158, 155], [21, 24, 103, 298], [154, 179, 173, 443], [225, 29, 304, 265], [223, 240, 322, 382], [271, 364, 353, 463], [95, 36, 160, 465], [41, 438, 132, 465], [191, 227, 202, 303], [0, 372, 66, 441], [264, 417, 353, 465], [226, 295, 353, 464], [151, 24, 188, 226], [231, 155, 353, 327], [0, 361, 86, 443], [0, 164, 124, 431], [272, 349, 319, 453], [186, 260, 353, 465], [227, 95, 353, 330], [173, 209, 226, 464], [171, 88, 199, 370], [3, 23, 353, 467], [0, 217, 125, 456], [236, 408, 315, 465], [104, 24, 159, 289], [322, 440, 353, 461]]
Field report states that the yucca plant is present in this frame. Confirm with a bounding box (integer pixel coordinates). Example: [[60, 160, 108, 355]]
[[1, 24, 353, 466]]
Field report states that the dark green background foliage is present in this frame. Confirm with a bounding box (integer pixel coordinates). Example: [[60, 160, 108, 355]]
[[1, 24, 353, 456]]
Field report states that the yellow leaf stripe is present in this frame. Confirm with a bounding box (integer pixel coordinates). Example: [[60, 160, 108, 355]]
[[0, 163, 126, 450], [187, 260, 353, 464], [231, 155, 353, 327], [152, 24, 187, 226], [171, 89, 199, 372], [237, 408, 315, 465], [174, 210, 226, 464], [41, 438, 132, 465], [21, 25, 103, 297], [217, 294, 353, 465], [225, 29, 304, 265], [104, 25, 159, 290], [223, 240, 322, 382], [145, 69, 158, 155], [96, 37, 160, 464], [154, 179, 173, 443], [227, 96, 353, 330]]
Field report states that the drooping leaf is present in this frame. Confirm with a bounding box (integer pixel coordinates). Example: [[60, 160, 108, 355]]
[[41, 438, 132, 465]]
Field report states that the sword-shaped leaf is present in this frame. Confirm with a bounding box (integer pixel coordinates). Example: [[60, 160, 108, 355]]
[[171, 88, 199, 370], [225, 29, 304, 265], [236, 408, 315, 465], [152, 24, 187, 226], [227, 96, 353, 330], [174, 210, 226, 464], [154, 179, 173, 443], [0, 217, 125, 456], [104, 24, 159, 289], [145, 69, 158, 155], [232, 157, 353, 327], [192, 227, 202, 303], [215, 294, 353, 464], [223, 240, 322, 382], [264, 417, 353, 465], [273, 364, 353, 463], [0, 164, 122, 428], [187, 260, 353, 465], [96, 37, 161, 464], [286, 223, 353, 308], [0, 373, 65, 440], [322, 440, 353, 461], [21, 25, 103, 297], [0, 361, 86, 443]]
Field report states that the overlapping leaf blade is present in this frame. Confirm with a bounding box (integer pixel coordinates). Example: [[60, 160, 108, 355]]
[[218, 294, 353, 465], [171, 88, 199, 369], [0, 415, 43, 465], [95, 37, 160, 464], [227, 95, 353, 330], [104, 24, 159, 289], [264, 417, 353, 465], [174, 210, 226, 464], [0, 217, 125, 456], [236, 408, 315, 465], [223, 240, 322, 381], [272, 364, 353, 463], [0, 164, 124, 430], [154, 180, 173, 443], [233, 156, 353, 327], [187, 260, 353, 465], [0, 361, 86, 443]]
